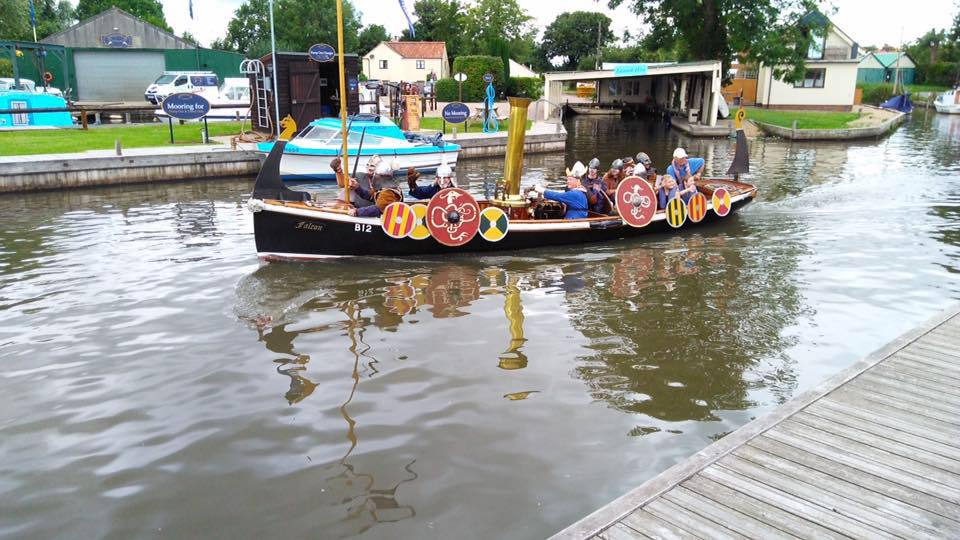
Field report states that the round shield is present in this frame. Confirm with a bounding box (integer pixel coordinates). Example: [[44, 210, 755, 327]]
[[479, 206, 509, 242], [426, 188, 480, 247], [615, 176, 657, 228], [409, 203, 430, 240], [380, 202, 416, 239], [666, 196, 687, 228], [687, 192, 708, 223], [712, 187, 732, 217]]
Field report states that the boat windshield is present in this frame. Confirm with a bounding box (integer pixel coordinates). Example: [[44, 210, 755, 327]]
[[297, 125, 387, 146]]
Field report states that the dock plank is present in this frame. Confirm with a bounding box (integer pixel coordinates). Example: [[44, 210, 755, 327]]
[[550, 305, 960, 540]]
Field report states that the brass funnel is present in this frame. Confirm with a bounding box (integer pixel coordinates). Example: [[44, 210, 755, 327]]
[[495, 96, 532, 208]]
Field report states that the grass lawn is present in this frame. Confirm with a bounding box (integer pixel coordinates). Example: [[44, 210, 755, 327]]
[[0, 121, 246, 156], [906, 84, 950, 94], [419, 117, 532, 134], [745, 108, 861, 130]]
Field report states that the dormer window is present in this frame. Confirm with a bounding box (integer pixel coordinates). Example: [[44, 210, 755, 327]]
[[807, 28, 825, 60]]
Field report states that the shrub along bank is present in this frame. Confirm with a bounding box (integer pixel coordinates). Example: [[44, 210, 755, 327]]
[[434, 55, 542, 102]]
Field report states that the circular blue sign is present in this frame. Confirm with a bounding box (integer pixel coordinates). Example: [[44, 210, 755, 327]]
[[441, 102, 470, 124], [161, 93, 211, 120], [483, 73, 494, 83], [309, 43, 336, 62]]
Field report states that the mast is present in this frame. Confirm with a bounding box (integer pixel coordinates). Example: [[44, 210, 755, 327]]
[[335, 0, 351, 204], [268, 0, 281, 137]]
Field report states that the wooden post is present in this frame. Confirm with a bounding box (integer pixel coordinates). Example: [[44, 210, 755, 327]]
[[81, 108, 88, 130]]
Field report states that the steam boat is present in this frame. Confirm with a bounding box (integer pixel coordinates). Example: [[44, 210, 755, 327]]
[[247, 97, 757, 259]]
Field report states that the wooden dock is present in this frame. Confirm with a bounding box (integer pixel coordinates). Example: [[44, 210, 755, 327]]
[[551, 304, 960, 540]]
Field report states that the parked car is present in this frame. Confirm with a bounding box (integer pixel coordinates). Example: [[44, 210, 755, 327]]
[[0, 78, 64, 97], [144, 71, 219, 104]]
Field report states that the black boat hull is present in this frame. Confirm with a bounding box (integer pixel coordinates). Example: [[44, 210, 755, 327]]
[[252, 196, 754, 259]]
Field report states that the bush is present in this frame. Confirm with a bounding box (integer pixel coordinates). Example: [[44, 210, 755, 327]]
[[435, 78, 458, 102], [508, 77, 543, 99], [857, 82, 894, 105], [451, 55, 505, 101], [920, 62, 960, 86], [0, 59, 11, 78]]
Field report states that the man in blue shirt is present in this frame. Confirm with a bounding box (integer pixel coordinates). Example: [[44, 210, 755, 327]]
[[658, 147, 703, 208], [532, 175, 588, 219]]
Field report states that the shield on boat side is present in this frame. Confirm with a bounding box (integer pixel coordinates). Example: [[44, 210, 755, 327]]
[[712, 187, 731, 217], [687, 192, 708, 223], [616, 176, 657, 228], [381, 202, 417, 238], [409, 204, 430, 240], [478, 207, 509, 242], [666, 197, 687, 228], [426, 188, 480, 247]]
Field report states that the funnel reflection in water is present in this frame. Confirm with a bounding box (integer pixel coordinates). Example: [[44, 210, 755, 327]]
[[498, 274, 528, 370]]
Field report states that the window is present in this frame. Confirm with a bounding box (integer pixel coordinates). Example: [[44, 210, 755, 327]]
[[807, 29, 825, 60], [11, 101, 28, 126], [174, 76, 188, 86], [416, 60, 425, 69], [794, 69, 826, 88], [379, 60, 388, 69]]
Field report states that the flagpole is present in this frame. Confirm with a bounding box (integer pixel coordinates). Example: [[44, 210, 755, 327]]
[[335, 0, 350, 204], [268, 0, 281, 138]]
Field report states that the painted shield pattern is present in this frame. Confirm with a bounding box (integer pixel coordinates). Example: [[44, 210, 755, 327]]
[[666, 196, 687, 228], [409, 203, 430, 240], [615, 175, 657, 228], [426, 188, 480, 246], [380, 202, 416, 239], [712, 187, 731, 217], [687, 192, 708, 223], [478, 206, 509, 242]]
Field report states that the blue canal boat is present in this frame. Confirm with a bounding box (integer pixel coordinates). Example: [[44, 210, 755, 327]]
[[0, 91, 73, 129], [256, 114, 460, 181]]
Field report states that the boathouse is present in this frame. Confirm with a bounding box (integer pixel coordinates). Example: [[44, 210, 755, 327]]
[[857, 52, 916, 85]]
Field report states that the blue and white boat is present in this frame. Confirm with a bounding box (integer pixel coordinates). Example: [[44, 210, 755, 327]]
[[257, 114, 460, 181]]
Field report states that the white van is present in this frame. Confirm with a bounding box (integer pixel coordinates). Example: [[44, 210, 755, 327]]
[[144, 71, 219, 104]]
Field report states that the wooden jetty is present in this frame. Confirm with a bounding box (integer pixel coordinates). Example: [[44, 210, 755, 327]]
[[551, 304, 960, 539]]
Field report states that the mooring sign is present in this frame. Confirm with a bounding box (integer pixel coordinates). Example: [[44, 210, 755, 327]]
[[162, 93, 211, 120], [441, 102, 470, 124]]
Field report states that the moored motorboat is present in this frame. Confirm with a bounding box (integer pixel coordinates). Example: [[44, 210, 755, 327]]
[[934, 88, 960, 114], [247, 98, 757, 259], [256, 114, 460, 181]]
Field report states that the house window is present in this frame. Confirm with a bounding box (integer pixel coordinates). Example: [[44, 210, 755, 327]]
[[416, 60, 425, 69], [379, 60, 388, 69], [807, 29, 825, 60], [794, 68, 826, 88]]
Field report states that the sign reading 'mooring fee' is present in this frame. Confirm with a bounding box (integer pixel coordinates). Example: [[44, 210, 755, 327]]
[[161, 93, 211, 120]]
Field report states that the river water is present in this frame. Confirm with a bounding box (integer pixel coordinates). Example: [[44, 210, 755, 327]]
[[1, 112, 959, 539]]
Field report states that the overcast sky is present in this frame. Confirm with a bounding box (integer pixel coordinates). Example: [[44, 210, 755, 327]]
[[150, 0, 955, 52]]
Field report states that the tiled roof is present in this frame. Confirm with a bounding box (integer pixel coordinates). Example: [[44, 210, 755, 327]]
[[384, 41, 446, 59]]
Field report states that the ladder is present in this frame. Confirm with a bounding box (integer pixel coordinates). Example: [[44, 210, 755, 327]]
[[240, 59, 270, 131]]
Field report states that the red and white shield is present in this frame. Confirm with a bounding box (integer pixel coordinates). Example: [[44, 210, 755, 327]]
[[712, 187, 732, 217], [426, 188, 480, 246], [616, 176, 657, 228]]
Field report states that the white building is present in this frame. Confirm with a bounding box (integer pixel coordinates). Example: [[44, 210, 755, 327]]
[[755, 12, 860, 110], [509, 59, 539, 78], [362, 41, 449, 83]]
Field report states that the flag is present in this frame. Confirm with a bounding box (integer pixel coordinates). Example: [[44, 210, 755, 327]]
[[188, 0, 194, 19], [398, 0, 414, 38], [28, 0, 36, 28]]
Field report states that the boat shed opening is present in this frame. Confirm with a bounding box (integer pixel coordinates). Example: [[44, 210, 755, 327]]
[[542, 60, 723, 128]]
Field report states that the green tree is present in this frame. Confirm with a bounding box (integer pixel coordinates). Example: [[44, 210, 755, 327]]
[[1, 0, 75, 41], [358, 24, 390, 57], [463, 0, 532, 54], [610, 0, 819, 83], [399, 0, 466, 62], [218, 0, 360, 56], [180, 31, 199, 46], [540, 11, 613, 70], [75, 0, 170, 31]]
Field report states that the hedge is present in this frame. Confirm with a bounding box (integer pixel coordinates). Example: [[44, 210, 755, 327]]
[[508, 77, 543, 100], [857, 83, 894, 105], [451, 55, 505, 101], [436, 79, 458, 102]]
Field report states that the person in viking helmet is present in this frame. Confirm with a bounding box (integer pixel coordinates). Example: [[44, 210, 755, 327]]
[[349, 161, 403, 217], [408, 164, 456, 199]]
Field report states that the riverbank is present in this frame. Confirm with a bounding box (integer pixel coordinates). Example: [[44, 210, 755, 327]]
[[0, 121, 247, 156], [751, 105, 906, 140], [0, 121, 566, 193]]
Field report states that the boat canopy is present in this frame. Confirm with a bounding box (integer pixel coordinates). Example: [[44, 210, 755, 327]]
[[308, 115, 406, 141], [880, 94, 913, 114]]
